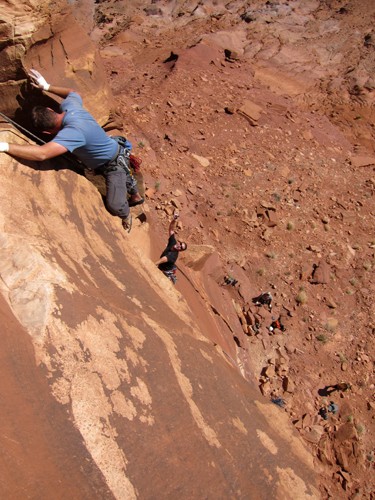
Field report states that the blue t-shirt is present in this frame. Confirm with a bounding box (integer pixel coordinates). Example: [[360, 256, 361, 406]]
[[53, 92, 118, 170]]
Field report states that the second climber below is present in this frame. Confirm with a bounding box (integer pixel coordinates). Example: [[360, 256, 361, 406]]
[[155, 211, 187, 284]]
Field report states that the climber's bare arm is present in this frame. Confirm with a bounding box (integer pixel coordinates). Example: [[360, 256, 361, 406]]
[[5, 141, 67, 161]]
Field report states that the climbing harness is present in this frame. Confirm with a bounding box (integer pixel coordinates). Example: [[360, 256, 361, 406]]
[[102, 143, 132, 174]]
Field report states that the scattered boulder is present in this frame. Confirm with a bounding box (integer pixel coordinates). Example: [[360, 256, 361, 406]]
[[335, 423, 358, 443], [304, 425, 324, 444], [224, 49, 240, 61], [282, 376, 295, 394], [310, 261, 331, 284], [237, 100, 263, 126], [334, 442, 353, 471]]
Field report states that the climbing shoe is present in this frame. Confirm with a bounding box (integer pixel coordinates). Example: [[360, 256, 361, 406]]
[[128, 197, 144, 207], [122, 214, 132, 233]]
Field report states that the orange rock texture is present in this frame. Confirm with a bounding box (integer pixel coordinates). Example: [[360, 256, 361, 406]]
[[1, 0, 374, 498]]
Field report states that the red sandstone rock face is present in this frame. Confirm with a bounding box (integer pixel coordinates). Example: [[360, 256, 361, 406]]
[[0, 0, 114, 125], [1, 0, 374, 498], [0, 147, 318, 497], [0, 2, 319, 494]]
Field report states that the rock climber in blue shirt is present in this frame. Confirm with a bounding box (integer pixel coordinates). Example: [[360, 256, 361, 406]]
[[0, 69, 143, 231]]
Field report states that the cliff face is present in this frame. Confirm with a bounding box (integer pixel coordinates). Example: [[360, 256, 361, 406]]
[[0, 142, 318, 498], [0, 0, 113, 123], [0, 3, 319, 498]]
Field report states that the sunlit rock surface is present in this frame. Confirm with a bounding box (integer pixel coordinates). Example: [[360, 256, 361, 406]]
[[0, 137, 318, 497], [0, 0, 113, 123], [0, 0, 321, 497]]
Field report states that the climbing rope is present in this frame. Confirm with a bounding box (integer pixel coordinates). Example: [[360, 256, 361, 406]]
[[0, 110, 45, 144]]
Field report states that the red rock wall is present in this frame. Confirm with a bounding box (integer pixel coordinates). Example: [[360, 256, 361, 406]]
[[0, 0, 114, 124], [0, 2, 323, 497]]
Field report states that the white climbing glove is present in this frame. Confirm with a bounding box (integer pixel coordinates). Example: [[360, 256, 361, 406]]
[[29, 69, 50, 91], [0, 142, 9, 152]]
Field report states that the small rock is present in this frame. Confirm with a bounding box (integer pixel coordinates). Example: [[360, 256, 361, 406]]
[[338, 470, 352, 491], [238, 100, 263, 126], [334, 445, 351, 471], [191, 154, 210, 167], [260, 200, 277, 210], [326, 298, 337, 308], [335, 423, 357, 443], [318, 436, 334, 466], [341, 361, 348, 372], [364, 77, 375, 90], [264, 365, 276, 378], [224, 48, 240, 61], [170, 198, 180, 208], [302, 130, 313, 141], [164, 206, 174, 216], [282, 376, 295, 393], [301, 413, 314, 429], [260, 381, 271, 395], [311, 261, 331, 284], [266, 210, 277, 227], [304, 425, 324, 444], [307, 245, 322, 253]]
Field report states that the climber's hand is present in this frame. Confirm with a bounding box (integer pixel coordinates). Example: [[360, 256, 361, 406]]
[[29, 69, 50, 91]]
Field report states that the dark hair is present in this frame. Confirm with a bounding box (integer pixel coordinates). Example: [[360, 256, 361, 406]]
[[180, 242, 187, 251], [31, 106, 57, 131]]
